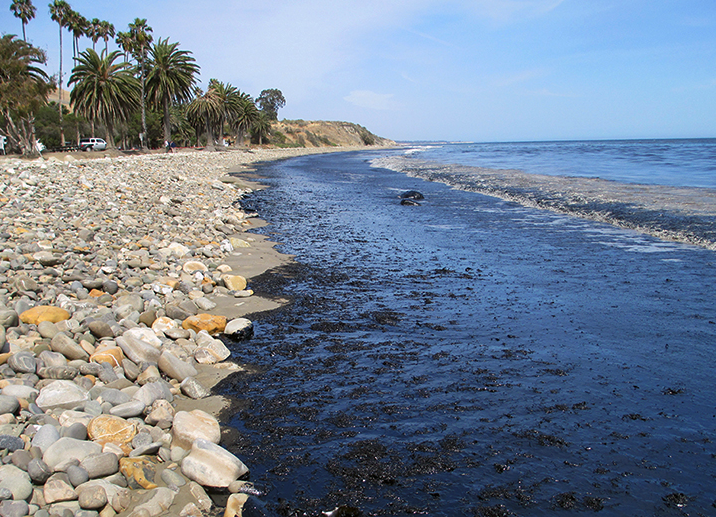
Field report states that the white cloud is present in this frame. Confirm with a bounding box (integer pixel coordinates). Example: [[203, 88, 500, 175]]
[[344, 90, 399, 110]]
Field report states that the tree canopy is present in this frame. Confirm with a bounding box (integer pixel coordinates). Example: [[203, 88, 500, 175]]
[[257, 88, 286, 121]]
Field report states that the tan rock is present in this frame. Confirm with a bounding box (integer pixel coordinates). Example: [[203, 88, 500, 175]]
[[171, 410, 220, 450], [118, 456, 158, 489], [182, 314, 227, 335], [182, 261, 208, 273], [221, 274, 247, 292], [224, 493, 250, 517], [90, 347, 124, 368], [19, 306, 70, 325], [87, 415, 137, 449]]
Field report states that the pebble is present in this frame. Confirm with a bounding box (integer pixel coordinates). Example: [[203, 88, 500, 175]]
[[0, 149, 327, 515]]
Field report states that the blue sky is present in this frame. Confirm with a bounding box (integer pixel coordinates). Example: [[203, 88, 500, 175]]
[[3, 0, 716, 142]]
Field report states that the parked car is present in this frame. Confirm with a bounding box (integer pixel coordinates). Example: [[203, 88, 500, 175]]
[[79, 137, 107, 151]]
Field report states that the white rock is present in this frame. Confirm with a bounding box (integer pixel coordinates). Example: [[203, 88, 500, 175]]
[[171, 410, 220, 450], [181, 439, 249, 488], [36, 380, 89, 411]]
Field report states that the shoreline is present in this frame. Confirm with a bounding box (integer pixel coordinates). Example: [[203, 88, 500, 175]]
[[0, 146, 373, 516], [373, 156, 716, 250]]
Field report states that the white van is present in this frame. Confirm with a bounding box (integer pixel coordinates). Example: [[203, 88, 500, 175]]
[[80, 137, 107, 151]]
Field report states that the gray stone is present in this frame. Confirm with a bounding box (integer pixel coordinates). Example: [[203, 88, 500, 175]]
[[96, 388, 130, 407], [164, 327, 190, 340], [37, 350, 67, 368], [132, 381, 173, 406], [79, 452, 119, 479], [0, 500, 29, 517], [129, 442, 161, 457], [66, 465, 89, 487], [7, 351, 36, 374], [61, 422, 88, 441], [87, 321, 113, 339], [1, 384, 38, 402], [180, 377, 210, 400], [115, 335, 160, 365], [131, 486, 175, 516], [35, 380, 89, 412], [50, 333, 89, 361], [102, 280, 119, 295], [78, 362, 103, 376], [9, 450, 31, 471], [121, 359, 140, 381], [0, 465, 32, 501], [31, 424, 60, 453], [193, 297, 216, 311], [165, 305, 192, 321], [0, 310, 18, 329], [158, 350, 197, 382], [0, 435, 24, 452], [42, 437, 102, 471], [37, 320, 60, 339], [37, 366, 79, 380], [160, 468, 186, 488], [77, 484, 107, 510], [0, 396, 19, 416], [108, 400, 145, 418], [27, 458, 52, 484]]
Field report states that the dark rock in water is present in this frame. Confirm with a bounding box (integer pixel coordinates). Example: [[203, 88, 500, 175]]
[[399, 190, 424, 200], [400, 199, 421, 206]]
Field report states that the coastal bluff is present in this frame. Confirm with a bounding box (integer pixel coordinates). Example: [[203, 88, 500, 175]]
[[271, 120, 394, 148]]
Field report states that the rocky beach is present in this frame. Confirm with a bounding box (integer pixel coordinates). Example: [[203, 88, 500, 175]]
[[0, 147, 357, 517]]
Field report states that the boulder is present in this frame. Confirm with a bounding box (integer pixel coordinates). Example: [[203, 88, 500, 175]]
[[49, 333, 89, 361], [158, 350, 197, 382], [19, 306, 70, 325], [181, 439, 249, 488], [223, 318, 254, 341], [43, 437, 102, 471], [0, 464, 32, 500], [182, 314, 227, 335], [116, 335, 161, 365], [171, 410, 220, 450], [86, 415, 137, 449], [35, 380, 89, 411]]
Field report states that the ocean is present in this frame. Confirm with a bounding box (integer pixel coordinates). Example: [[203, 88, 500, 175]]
[[220, 140, 716, 516]]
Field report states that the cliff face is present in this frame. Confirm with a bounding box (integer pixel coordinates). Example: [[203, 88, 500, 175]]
[[271, 120, 394, 148]]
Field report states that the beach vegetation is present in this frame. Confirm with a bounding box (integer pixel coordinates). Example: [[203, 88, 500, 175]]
[[34, 102, 89, 148], [249, 111, 272, 145], [68, 48, 140, 149], [145, 38, 199, 143], [125, 18, 153, 149], [10, 0, 37, 42], [0, 34, 54, 156], [49, 0, 71, 146], [257, 88, 285, 121]]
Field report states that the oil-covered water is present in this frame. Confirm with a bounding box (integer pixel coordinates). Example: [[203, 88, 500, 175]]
[[219, 150, 716, 516]]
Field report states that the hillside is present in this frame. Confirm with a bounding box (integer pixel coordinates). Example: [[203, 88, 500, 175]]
[[271, 120, 394, 148]]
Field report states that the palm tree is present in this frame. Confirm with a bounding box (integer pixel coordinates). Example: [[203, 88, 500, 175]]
[[89, 18, 100, 49], [115, 31, 131, 62], [145, 38, 199, 143], [127, 18, 152, 149], [186, 87, 221, 150], [0, 35, 54, 155], [10, 0, 36, 42], [69, 49, 140, 149], [66, 10, 88, 60], [250, 111, 271, 146], [98, 20, 115, 54], [233, 95, 259, 147], [207, 79, 243, 145], [49, 0, 71, 146]]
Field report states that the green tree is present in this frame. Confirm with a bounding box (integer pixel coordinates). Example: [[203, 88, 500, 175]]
[[10, 0, 36, 42], [88, 18, 100, 49], [250, 111, 271, 145], [233, 93, 258, 147], [66, 9, 89, 60], [186, 86, 220, 150], [145, 38, 199, 143], [97, 20, 115, 54], [127, 18, 153, 149], [68, 48, 140, 149], [0, 35, 54, 155], [256, 88, 286, 120], [49, 0, 71, 146], [115, 30, 131, 62]]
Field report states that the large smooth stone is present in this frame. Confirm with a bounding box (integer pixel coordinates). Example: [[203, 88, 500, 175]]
[[90, 346, 124, 368], [194, 338, 231, 364], [0, 395, 19, 415], [31, 424, 60, 452], [180, 377, 210, 400], [35, 380, 89, 411], [80, 452, 120, 479], [171, 410, 220, 450], [122, 327, 162, 347], [19, 306, 70, 325], [43, 437, 102, 471], [118, 456, 158, 490], [43, 472, 77, 503], [221, 275, 247, 292], [158, 350, 197, 382], [115, 335, 160, 365], [50, 333, 89, 361], [7, 351, 36, 374], [132, 380, 173, 406], [0, 465, 32, 500], [130, 486, 175, 516], [182, 314, 227, 336], [181, 439, 249, 488], [223, 318, 254, 341], [86, 415, 136, 449]]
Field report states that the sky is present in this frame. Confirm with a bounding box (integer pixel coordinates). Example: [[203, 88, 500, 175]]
[[3, 0, 716, 142]]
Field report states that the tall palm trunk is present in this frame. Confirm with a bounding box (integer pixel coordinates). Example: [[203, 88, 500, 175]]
[[58, 26, 65, 146], [163, 95, 170, 143], [140, 58, 147, 149]]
